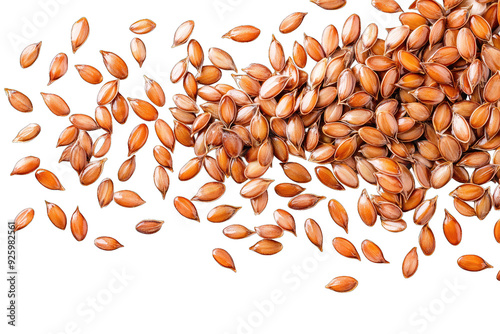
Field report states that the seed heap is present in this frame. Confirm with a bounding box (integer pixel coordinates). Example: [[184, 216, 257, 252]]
[[7, 0, 500, 292]]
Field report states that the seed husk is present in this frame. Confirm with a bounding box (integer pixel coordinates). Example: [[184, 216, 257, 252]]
[[97, 178, 114, 208], [413, 196, 438, 225], [402, 247, 419, 278], [70, 207, 87, 241], [136, 220, 164, 234], [71, 17, 89, 53], [325, 276, 358, 293], [328, 199, 349, 233], [130, 19, 156, 34], [95, 237, 123, 251], [172, 20, 194, 47], [207, 205, 241, 223], [361, 239, 389, 263], [45, 201, 66, 230], [333, 237, 361, 260], [14, 208, 35, 232], [223, 224, 255, 239], [457, 255, 493, 272], [48, 53, 68, 85], [249, 239, 283, 255], [304, 218, 323, 251], [114, 190, 146, 208]]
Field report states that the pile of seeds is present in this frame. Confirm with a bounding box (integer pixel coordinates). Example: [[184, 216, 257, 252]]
[[7, 0, 500, 293]]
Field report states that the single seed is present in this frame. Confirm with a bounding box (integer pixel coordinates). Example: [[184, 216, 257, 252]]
[[325, 276, 358, 293], [14, 208, 35, 232], [457, 255, 493, 272], [70, 207, 87, 241], [213, 248, 236, 272], [71, 17, 89, 53], [361, 239, 389, 263], [304, 218, 323, 251], [95, 237, 123, 251], [136, 220, 164, 234], [402, 247, 419, 278], [249, 239, 283, 255]]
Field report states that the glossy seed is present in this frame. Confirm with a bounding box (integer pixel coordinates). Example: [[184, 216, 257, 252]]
[[402, 247, 419, 278], [457, 255, 493, 272], [136, 220, 164, 234], [328, 199, 348, 233], [213, 248, 236, 272], [333, 237, 360, 260], [114, 190, 145, 208], [70, 207, 87, 241], [305, 218, 323, 251], [361, 239, 389, 263], [14, 208, 35, 232], [249, 239, 283, 255]]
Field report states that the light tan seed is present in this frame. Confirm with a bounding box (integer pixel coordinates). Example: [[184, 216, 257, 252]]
[[75, 65, 103, 84], [130, 19, 156, 34], [79, 159, 107, 186], [100, 50, 128, 80], [45, 201, 66, 230], [288, 194, 326, 210], [136, 220, 164, 234], [207, 205, 241, 223], [97, 178, 114, 208], [173, 196, 199, 221], [311, 0, 347, 10], [118, 155, 136, 182], [13, 123, 40, 142], [457, 255, 493, 272], [20, 41, 42, 68], [280, 12, 307, 34], [223, 224, 254, 239], [70, 207, 87, 241], [419, 224, 436, 256], [5, 88, 33, 112], [97, 80, 119, 106], [14, 208, 35, 232], [114, 190, 145, 208], [208, 47, 237, 71], [223, 25, 260, 42], [94, 237, 123, 251], [255, 224, 283, 239], [325, 276, 358, 293], [128, 124, 148, 156], [450, 184, 485, 201], [249, 239, 283, 255], [71, 17, 89, 53], [48, 53, 68, 85], [358, 189, 377, 226], [304, 218, 323, 251], [212, 248, 236, 272], [130, 37, 146, 67], [11, 156, 40, 176], [328, 199, 349, 233], [402, 247, 419, 278], [35, 169, 64, 190], [240, 178, 274, 199], [361, 239, 389, 263], [333, 237, 360, 260], [372, 0, 402, 13], [272, 209, 296, 236], [172, 20, 194, 47]]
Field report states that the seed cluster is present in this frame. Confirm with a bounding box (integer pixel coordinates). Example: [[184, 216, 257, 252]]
[[7, 0, 500, 292]]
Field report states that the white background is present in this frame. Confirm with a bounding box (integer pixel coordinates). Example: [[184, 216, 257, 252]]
[[1, 0, 499, 333]]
